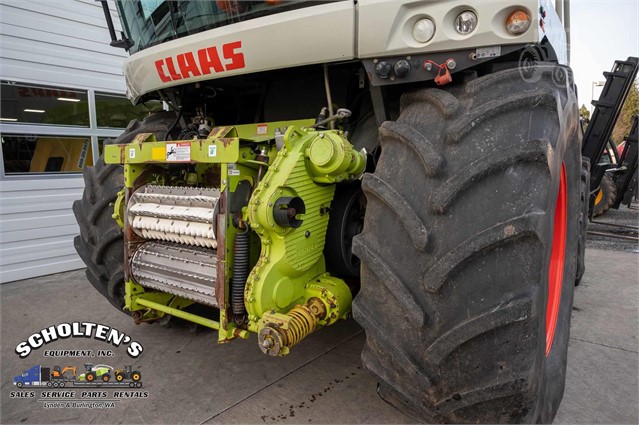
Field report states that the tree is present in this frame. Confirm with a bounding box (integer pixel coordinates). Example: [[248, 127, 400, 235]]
[[612, 80, 639, 144], [579, 104, 590, 120]]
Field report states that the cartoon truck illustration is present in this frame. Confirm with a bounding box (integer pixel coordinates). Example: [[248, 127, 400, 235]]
[[13, 365, 50, 388]]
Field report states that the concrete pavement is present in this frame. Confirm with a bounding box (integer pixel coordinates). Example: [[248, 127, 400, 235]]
[[1, 248, 637, 424]]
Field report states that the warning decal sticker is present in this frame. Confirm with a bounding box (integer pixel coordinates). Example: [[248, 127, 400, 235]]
[[166, 142, 191, 162]]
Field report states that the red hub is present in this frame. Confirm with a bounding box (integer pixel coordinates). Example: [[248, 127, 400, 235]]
[[546, 163, 567, 356]]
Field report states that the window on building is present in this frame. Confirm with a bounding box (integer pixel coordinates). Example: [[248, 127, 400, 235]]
[[96, 93, 163, 128], [1, 134, 92, 174], [0, 81, 89, 126]]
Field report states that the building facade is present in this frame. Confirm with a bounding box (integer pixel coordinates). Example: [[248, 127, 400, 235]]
[[0, 0, 153, 282]]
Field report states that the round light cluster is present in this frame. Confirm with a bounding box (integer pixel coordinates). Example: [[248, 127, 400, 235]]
[[412, 18, 436, 43], [455, 11, 478, 35], [506, 10, 531, 34]]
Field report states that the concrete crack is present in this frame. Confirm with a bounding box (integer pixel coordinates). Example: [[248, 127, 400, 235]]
[[570, 337, 638, 354]]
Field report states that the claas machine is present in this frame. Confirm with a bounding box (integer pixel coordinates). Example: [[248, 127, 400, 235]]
[[75, 0, 584, 422]]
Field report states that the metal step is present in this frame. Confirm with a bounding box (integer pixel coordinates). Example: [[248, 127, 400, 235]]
[[131, 241, 218, 307]]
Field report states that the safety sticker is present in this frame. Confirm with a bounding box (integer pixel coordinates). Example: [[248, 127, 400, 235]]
[[166, 142, 191, 161], [257, 124, 268, 135], [208, 144, 217, 157], [129, 148, 136, 159], [228, 163, 240, 176]]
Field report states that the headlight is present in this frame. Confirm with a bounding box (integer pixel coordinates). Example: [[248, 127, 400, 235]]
[[412, 18, 436, 43], [506, 10, 531, 34], [455, 11, 477, 35]]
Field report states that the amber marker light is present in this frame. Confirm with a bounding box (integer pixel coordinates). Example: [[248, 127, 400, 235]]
[[506, 10, 531, 35]]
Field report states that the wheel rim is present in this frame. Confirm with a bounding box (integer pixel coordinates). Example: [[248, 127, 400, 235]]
[[594, 188, 603, 206], [546, 163, 567, 356]]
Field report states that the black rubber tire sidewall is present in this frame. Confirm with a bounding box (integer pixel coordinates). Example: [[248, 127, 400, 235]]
[[73, 112, 176, 312], [352, 64, 581, 423], [536, 101, 581, 423]]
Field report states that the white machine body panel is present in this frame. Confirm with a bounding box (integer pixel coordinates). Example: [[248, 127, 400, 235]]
[[357, 0, 540, 58], [123, 2, 355, 101], [123, 0, 567, 101]]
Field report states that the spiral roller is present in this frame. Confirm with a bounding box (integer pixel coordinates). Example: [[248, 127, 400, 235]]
[[258, 298, 326, 356]]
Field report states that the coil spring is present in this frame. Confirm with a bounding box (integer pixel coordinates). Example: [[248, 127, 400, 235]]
[[280, 304, 318, 347], [231, 229, 250, 315]]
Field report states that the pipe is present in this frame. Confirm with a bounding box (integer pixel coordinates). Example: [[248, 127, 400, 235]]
[[135, 298, 220, 330], [324, 64, 335, 130]]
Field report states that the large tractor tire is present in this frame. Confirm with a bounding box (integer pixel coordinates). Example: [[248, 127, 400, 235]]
[[73, 112, 176, 312], [353, 65, 581, 423], [592, 173, 616, 217]]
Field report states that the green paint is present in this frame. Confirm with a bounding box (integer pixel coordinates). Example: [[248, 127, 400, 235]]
[[111, 188, 126, 229], [136, 298, 221, 330], [106, 122, 364, 354], [246, 126, 364, 332]]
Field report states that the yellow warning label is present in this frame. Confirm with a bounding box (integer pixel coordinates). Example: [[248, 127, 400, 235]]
[[152, 147, 165, 161]]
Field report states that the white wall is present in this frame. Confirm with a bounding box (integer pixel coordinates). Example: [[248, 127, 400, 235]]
[[0, 179, 85, 282], [0, 0, 126, 92], [0, 0, 128, 282]]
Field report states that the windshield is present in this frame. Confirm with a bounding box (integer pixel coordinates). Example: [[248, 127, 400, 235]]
[[116, 1, 331, 54]]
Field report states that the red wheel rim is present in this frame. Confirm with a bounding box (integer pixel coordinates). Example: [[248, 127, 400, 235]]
[[546, 163, 567, 356]]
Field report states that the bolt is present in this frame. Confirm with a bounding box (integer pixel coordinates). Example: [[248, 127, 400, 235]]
[[305, 231, 311, 238], [469, 52, 478, 61], [446, 59, 457, 69], [262, 339, 273, 348], [423, 62, 433, 71]]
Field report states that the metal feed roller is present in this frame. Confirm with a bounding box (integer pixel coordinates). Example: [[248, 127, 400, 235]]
[[128, 185, 220, 248]]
